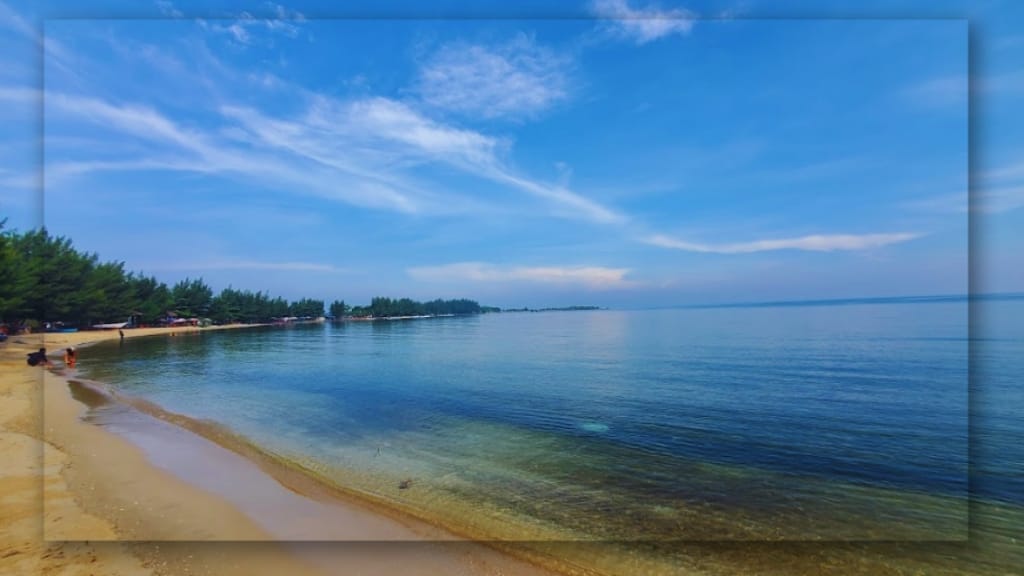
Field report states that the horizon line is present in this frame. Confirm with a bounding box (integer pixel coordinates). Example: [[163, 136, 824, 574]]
[[610, 291, 1024, 312]]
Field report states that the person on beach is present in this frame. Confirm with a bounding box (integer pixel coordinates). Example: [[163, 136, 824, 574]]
[[64, 347, 77, 368], [26, 347, 50, 367], [119, 328, 125, 342]]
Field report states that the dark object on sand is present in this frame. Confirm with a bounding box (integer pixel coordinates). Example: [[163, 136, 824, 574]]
[[398, 479, 413, 490], [27, 348, 49, 366]]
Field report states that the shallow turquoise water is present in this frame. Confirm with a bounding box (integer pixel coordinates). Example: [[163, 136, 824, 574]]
[[76, 297, 1023, 542]]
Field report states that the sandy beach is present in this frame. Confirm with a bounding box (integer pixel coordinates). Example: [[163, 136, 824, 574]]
[[4, 325, 1014, 576], [0, 326, 569, 576]]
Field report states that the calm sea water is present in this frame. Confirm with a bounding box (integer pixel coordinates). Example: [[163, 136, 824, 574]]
[[77, 298, 1024, 546]]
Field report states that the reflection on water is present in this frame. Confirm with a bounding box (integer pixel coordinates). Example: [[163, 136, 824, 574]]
[[74, 300, 1024, 571]]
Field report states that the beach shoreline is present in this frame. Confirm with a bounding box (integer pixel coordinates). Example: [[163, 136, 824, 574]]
[[0, 325, 571, 576], [0, 324, 312, 575], [5, 322, 1021, 576]]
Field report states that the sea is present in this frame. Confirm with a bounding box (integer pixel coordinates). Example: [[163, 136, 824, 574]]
[[71, 295, 1024, 574]]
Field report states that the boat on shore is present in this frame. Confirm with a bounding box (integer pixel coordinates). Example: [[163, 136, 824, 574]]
[[92, 322, 129, 330]]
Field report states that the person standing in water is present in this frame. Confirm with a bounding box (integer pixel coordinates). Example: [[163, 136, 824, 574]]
[[63, 347, 77, 368]]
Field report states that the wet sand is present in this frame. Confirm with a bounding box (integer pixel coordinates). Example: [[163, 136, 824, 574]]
[[0, 327, 567, 576], [3, 325, 1021, 575]]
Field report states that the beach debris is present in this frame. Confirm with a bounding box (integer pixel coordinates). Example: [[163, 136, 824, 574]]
[[398, 478, 413, 490]]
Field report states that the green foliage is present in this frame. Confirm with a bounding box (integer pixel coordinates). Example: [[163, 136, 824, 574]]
[[171, 277, 213, 318], [288, 297, 324, 318], [207, 287, 294, 324], [83, 262, 138, 323], [0, 223, 329, 326], [328, 299, 347, 318], [0, 220, 30, 321], [0, 221, 495, 327], [350, 297, 484, 318], [11, 229, 96, 323], [131, 275, 173, 324]]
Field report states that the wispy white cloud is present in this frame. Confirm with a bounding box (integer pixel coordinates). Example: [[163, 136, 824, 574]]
[[715, 2, 751, 20], [0, 0, 74, 74], [901, 158, 1024, 216], [0, 167, 35, 191], [901, 192, 967, 215], [47, 93, 205, 151], [902, 75, 967, 108], [483, 169, 622, 223], [408, 262, 635, 289], [976, 186, 1024, 214], [263, 2, 305, 37], [981, 69, 1024, 95], [197, 4, 305, 46], [0, 86, 39, 103], [41, 19, 621, 225], [590, 0, 695, 44], [983, 160, 1024, 182], [900, 189, 1024, 216], [154, 0, 183, 18], [415, 33, 571, 120], [903, 70, 1024, 108], [972, 159, 1024, 214], [221, 95, 624, 223], [339, 97, 504, 169], [45, 158, 209, 183], [44, 92, 421, 213], [228, 21, 251, 43], [901, 153, 1024, 216], [644, 232, 921, 253], [43, 87, 622, 223], [0, 0, 32, 38]]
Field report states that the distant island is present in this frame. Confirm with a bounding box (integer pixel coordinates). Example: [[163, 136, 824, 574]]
[[502, 306, 603, 313], [328, 301, 605, 320], [330, 299, 603, 319], [330, 297, 499, 320]]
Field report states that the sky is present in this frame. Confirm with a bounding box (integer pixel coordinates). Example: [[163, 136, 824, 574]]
[[0, 0, 1021, 308]]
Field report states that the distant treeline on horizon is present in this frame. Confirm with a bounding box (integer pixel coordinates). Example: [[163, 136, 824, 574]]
[[503, 306, 603, 312], [0, 224, 492, 327], [339, 297, 498, 319]]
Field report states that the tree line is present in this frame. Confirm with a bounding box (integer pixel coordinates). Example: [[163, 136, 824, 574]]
[[0, 225, 327, 327], [0, 224, 493, 327], [333, 296, 497, 318]]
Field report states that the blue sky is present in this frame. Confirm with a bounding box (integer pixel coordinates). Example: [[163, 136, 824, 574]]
[[1, 1, 1021, 308]]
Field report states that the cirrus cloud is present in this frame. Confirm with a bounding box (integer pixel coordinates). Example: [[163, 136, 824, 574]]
[[590, 0, 696, 45], [644, 232, 922, 253], [407, 262, 635, 289], [414, 33, 572, 120]]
